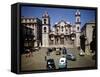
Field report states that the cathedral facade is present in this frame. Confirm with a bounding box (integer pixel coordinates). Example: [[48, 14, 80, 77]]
[[42, 10, 81, 48], [21, 10, 81, 48]]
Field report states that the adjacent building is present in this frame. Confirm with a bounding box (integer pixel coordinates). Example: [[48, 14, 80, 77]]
[[81, 22, 96, 54], [21, 17, 42, 47]]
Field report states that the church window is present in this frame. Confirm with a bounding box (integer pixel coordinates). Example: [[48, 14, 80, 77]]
[[44, 19, 46, 24], [77, 18, 80, 22], [61, 26, 64, 32], [77, 26, 79, 31], [57, 29, 58, 33], [44, 27, 47, 33], [51, 36, 53, 38], [57, 38, 58, 43]]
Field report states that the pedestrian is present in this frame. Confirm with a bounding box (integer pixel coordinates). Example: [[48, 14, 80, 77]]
[[80, 35, 86, 53], [45, 56, 47, 61], [62, 47, 67, 54]]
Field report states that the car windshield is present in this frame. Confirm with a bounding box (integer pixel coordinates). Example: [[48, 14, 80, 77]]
[[61, 60, 64, 62], [48, 60, 54, 64]]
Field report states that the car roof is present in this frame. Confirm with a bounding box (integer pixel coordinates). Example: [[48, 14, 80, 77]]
[[47, 59, 54, 61], [60, 58, 66, 61]]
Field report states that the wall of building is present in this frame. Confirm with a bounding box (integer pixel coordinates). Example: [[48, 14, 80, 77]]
[[81, 23, 96, 54]]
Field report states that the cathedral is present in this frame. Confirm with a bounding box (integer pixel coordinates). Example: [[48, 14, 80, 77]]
[[42, 10, 81, 48], [21, 10, 81, 48]]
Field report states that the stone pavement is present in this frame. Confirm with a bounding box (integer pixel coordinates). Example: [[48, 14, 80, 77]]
[[21, 47, 96, 71]]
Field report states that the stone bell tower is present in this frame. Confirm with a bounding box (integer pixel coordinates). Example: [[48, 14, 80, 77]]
[[75, 10, 81, 47], [42, 11, 50, 47]]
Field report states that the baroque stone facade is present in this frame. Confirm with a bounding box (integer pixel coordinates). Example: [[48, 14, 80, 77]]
[[42, 10, 81, 48]]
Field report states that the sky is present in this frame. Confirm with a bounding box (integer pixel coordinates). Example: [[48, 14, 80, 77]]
[[21, 6, 96, 29]]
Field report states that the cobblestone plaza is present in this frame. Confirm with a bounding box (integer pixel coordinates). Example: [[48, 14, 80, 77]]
[[21, 47, 95, 71]]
